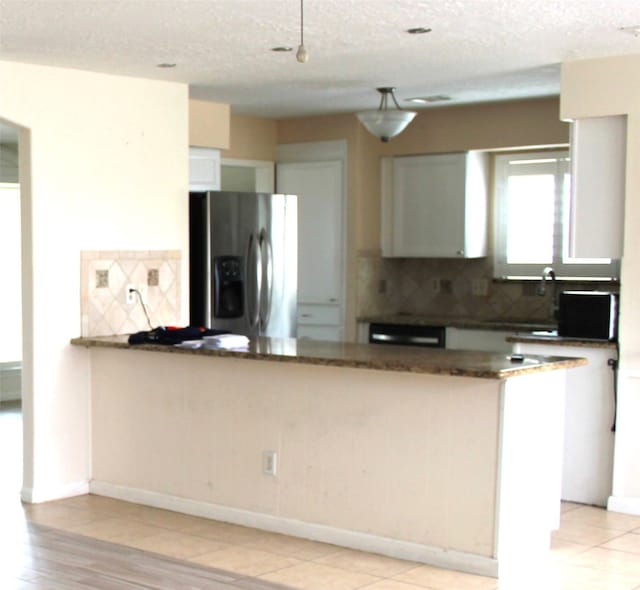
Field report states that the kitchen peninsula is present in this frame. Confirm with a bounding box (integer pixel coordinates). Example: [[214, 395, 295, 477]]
[[72, 335, 586, 578]]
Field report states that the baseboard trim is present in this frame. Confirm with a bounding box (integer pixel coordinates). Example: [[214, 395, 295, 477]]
[[89, 480, 498, 577], [608, 495, 640, 516], [22, 480, 90, 504]]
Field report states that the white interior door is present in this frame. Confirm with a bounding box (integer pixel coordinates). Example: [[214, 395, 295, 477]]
[[276, 160, 344, 340]]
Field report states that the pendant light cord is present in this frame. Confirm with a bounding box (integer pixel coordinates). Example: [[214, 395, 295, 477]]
[[295, 0, 309, 62]]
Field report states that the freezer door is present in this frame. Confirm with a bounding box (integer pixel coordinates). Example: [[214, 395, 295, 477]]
[[208, 192, 259, 335]]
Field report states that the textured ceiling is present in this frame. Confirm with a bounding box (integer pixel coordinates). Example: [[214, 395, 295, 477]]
[[0, 0, 640, 119]]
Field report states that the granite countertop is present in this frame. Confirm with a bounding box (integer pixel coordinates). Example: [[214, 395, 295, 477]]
[[71, 335, 587, 380], [507, 332, 617, 349], [358, 314, 556, 333], [360, 315, 615, 348]]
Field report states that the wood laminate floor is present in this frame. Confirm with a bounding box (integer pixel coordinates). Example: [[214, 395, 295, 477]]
[[0, 519, 292, 590], [3, 403, 640, 589]]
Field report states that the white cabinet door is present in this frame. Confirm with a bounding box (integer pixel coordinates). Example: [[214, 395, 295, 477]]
[[189, 147, 221, 191], [277, 161, 344, 305], [381, 152, 488, 258], [569, 116, 626, 259]]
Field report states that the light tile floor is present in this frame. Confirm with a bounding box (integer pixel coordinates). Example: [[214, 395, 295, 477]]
[[2, 404, 640, 589], [0, 494, 638, 590]]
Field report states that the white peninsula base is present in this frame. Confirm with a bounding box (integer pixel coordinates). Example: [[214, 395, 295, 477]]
[[83, 345, 569, 578]]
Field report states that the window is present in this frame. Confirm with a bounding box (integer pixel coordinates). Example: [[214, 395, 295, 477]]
[[493, 150, 620, 280]]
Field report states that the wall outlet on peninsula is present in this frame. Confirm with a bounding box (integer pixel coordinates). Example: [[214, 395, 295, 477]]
[[263, 450, 277, 476], [125, 284, 137, 305]]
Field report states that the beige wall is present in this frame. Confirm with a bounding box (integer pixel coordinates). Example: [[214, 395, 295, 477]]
[[277, 98, 568, 336], [197, 98, 567, 260], [0, 60, 189, 502], [378, 97, 568, 156], [561, 54, 640, 512], [222, 114, 278, 161], [189, 99, 230, 149]]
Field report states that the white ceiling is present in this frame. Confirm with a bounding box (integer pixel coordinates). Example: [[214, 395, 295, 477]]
[[0, 0, 639, 121]]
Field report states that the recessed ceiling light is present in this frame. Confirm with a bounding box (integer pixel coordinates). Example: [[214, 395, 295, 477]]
[[272, 46, 293, 52], [619, 25, 640, 37], [407, 95, 452, 104], [407, 27, 432, 35], [156, 63, 176, 68]]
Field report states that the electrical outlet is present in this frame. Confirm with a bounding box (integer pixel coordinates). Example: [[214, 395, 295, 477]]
[[125, 284, 136, 305], [262, 450, 277, 476]]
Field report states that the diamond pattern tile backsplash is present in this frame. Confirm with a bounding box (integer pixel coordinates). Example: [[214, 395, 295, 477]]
[[357, 255, 618, 322], [81, 250, 181, 337]]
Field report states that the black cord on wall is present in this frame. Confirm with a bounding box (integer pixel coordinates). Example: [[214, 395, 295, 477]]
[[129, 287, 153, 330], [609, 339, 620, 433]]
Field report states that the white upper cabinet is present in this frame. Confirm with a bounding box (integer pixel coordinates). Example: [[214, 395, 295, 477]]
[[569, 116, 626, 260], [381, 151, 488, 258], [189, 147, 221, 191]]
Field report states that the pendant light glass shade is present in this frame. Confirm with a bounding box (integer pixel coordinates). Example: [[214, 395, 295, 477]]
[[356, 87, 416, 142]]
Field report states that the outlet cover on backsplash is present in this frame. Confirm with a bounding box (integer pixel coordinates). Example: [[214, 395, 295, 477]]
[[81, 250, 181, 337]]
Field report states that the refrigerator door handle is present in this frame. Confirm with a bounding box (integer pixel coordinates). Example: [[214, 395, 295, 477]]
[[259, 229, 274, 331], [246, 232, 262, 330]]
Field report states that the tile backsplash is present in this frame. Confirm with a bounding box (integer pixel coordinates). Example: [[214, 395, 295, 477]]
[[81, 250, 181, 337], [357, 255, 618, 322]]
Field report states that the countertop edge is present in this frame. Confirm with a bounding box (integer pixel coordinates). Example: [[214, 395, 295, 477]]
[[70, 336, 587, 380], [507, 335, 617, 349]]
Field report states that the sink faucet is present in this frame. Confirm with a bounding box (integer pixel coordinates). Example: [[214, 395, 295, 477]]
[[537, 266, 559, 320]]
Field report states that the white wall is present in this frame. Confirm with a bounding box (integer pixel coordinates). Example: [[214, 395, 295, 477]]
[[0, 60, 189, 502], [561, 53, 640, 514]]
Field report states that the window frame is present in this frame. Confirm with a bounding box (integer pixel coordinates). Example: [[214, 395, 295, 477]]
[[493, 150, 620, 281]]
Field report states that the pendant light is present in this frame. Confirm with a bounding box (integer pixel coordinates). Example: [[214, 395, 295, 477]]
[[296, 0, 308, 63], [356, 87, 417, 142]]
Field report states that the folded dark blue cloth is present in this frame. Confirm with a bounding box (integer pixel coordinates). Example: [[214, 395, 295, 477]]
[[128, 326, 230, 345]]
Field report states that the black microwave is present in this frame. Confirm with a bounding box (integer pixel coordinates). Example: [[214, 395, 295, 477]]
[[557, 291, 618, 341]]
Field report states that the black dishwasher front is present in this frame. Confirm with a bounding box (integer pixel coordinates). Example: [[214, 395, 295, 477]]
[[369, 323, 446, 348]]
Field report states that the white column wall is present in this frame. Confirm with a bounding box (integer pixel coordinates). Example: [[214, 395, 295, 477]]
[[561, 54, 640, 513], [0, 60, 189, 502]]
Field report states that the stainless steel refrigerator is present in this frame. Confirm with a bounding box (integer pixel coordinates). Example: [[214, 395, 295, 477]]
[[189, 191, 297, 338]]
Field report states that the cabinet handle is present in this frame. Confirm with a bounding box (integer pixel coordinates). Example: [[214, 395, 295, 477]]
[[301, 313, 312, 318]]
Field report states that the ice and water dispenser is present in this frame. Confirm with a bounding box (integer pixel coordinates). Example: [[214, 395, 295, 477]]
[[213, 256, 244, 318]]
